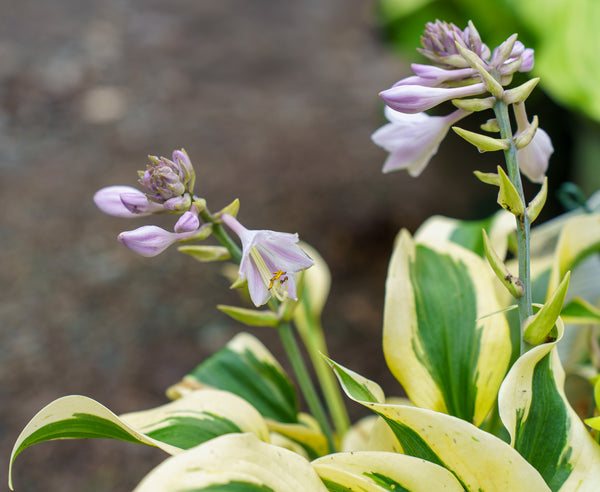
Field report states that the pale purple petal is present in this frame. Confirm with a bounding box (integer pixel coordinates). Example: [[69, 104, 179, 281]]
[[94, 186, 154, 218], [517, 128, 553, 183], [242, 261, 271, 306], [372, 107, 470, 176], [380, 83, 486, 114], [118, 225, 180, 257]]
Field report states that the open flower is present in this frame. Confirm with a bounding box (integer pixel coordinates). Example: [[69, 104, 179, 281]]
[[118, 206, 207, 257], [221, 214, 313, 307], [371, 107, 470, 176]]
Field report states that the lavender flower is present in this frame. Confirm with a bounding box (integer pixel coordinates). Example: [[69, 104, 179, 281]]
[[221, 214, 314, 307], [118, 207, 206, 257], [372, 107, 470, 176], [379, 21, 535, 116]]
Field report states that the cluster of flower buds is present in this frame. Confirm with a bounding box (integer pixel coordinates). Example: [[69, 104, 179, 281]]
[[372, 20, 552, 182], [94, 150, 313, 307]]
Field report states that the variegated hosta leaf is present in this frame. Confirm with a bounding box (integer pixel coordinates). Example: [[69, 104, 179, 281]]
[[313, 451, 464, 492], [167, 332, 299, 424], [119, 389, 270, 449], [266, 413, 329, 459], [9, 389, 271, 490], [133, 433, 329, 492], [384, 229, 511, 425], [546, 213, 600, 299], [499, 317, 600, 491], [414, 210, 514, 259], [328, 358, 550, 492], [9, 395, 179, 490]]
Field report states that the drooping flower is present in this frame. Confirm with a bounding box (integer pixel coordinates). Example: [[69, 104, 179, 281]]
[[371, 107, 471, 176], [221, 214, 314, 307], [514, 103, 553, 183], [118, 206, 207, 257]]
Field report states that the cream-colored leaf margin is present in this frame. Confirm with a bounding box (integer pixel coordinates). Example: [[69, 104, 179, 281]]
[[312, 451, 464, 491], [499, 318, 600, 491], [330, 358, 550, 492], [133, 433, 329, 491], [384, 229, 511, 425]]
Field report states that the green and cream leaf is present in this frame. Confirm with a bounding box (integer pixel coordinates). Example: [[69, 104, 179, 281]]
[[383, 229, 511, 425], [133, 433, 329, 492]]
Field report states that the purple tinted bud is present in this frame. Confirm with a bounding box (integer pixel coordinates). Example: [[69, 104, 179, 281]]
[[137, 150, 196, 206], [163, 194, 192, 211], [94, 186, 160, 218], [174, 209, 200, 233], [380, 83, 486, 114], [518, 49, 534, 72], [120, 192, 165, 215], [118, 224, 201, 257]]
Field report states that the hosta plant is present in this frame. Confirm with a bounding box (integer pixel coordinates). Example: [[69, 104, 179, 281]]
[[10, 20, 600, 492]]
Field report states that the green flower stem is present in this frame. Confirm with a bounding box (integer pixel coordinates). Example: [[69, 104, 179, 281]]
[[277, 321, 336, 453], [294, 299, 350, 437], [493, 100, 533, 353], [197, 206, 242, 262], [196, 206, 335, 450]]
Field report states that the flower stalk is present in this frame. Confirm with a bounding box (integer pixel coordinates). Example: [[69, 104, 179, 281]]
[[493, 99, 533, 353]]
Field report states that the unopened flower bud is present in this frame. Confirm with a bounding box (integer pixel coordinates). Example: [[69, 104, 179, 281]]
[[513, 102, 553, 183], [380, 83, 486, 114], [94, 186, 163, 218]]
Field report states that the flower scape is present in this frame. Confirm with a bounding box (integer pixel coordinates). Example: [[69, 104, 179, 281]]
[[9, 20, 600, 492]]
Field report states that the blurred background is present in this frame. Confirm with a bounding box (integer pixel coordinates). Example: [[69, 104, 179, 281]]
[[2, 0, 598, 490]]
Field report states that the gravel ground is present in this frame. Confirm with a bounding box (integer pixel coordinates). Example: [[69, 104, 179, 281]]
[[0, 2, 569, 490]]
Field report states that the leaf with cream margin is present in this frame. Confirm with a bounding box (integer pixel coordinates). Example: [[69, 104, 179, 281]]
[[328, 358, 550, 491], [414, 210, 515, 259], [499, 317, 600, 491], [119, 389, 270, 449], [167, 332, 299, 424], [9, 389, 272, 490], [133, 432, 329, 492], [313, 451, 464, 492], [384, 229, 511, 425], [546, 213, 600, 298]]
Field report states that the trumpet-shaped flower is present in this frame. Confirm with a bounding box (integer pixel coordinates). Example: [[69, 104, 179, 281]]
[[221, 214, 313, 307], [118, 208, 206, 257], [371, 107, 470, 176]]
